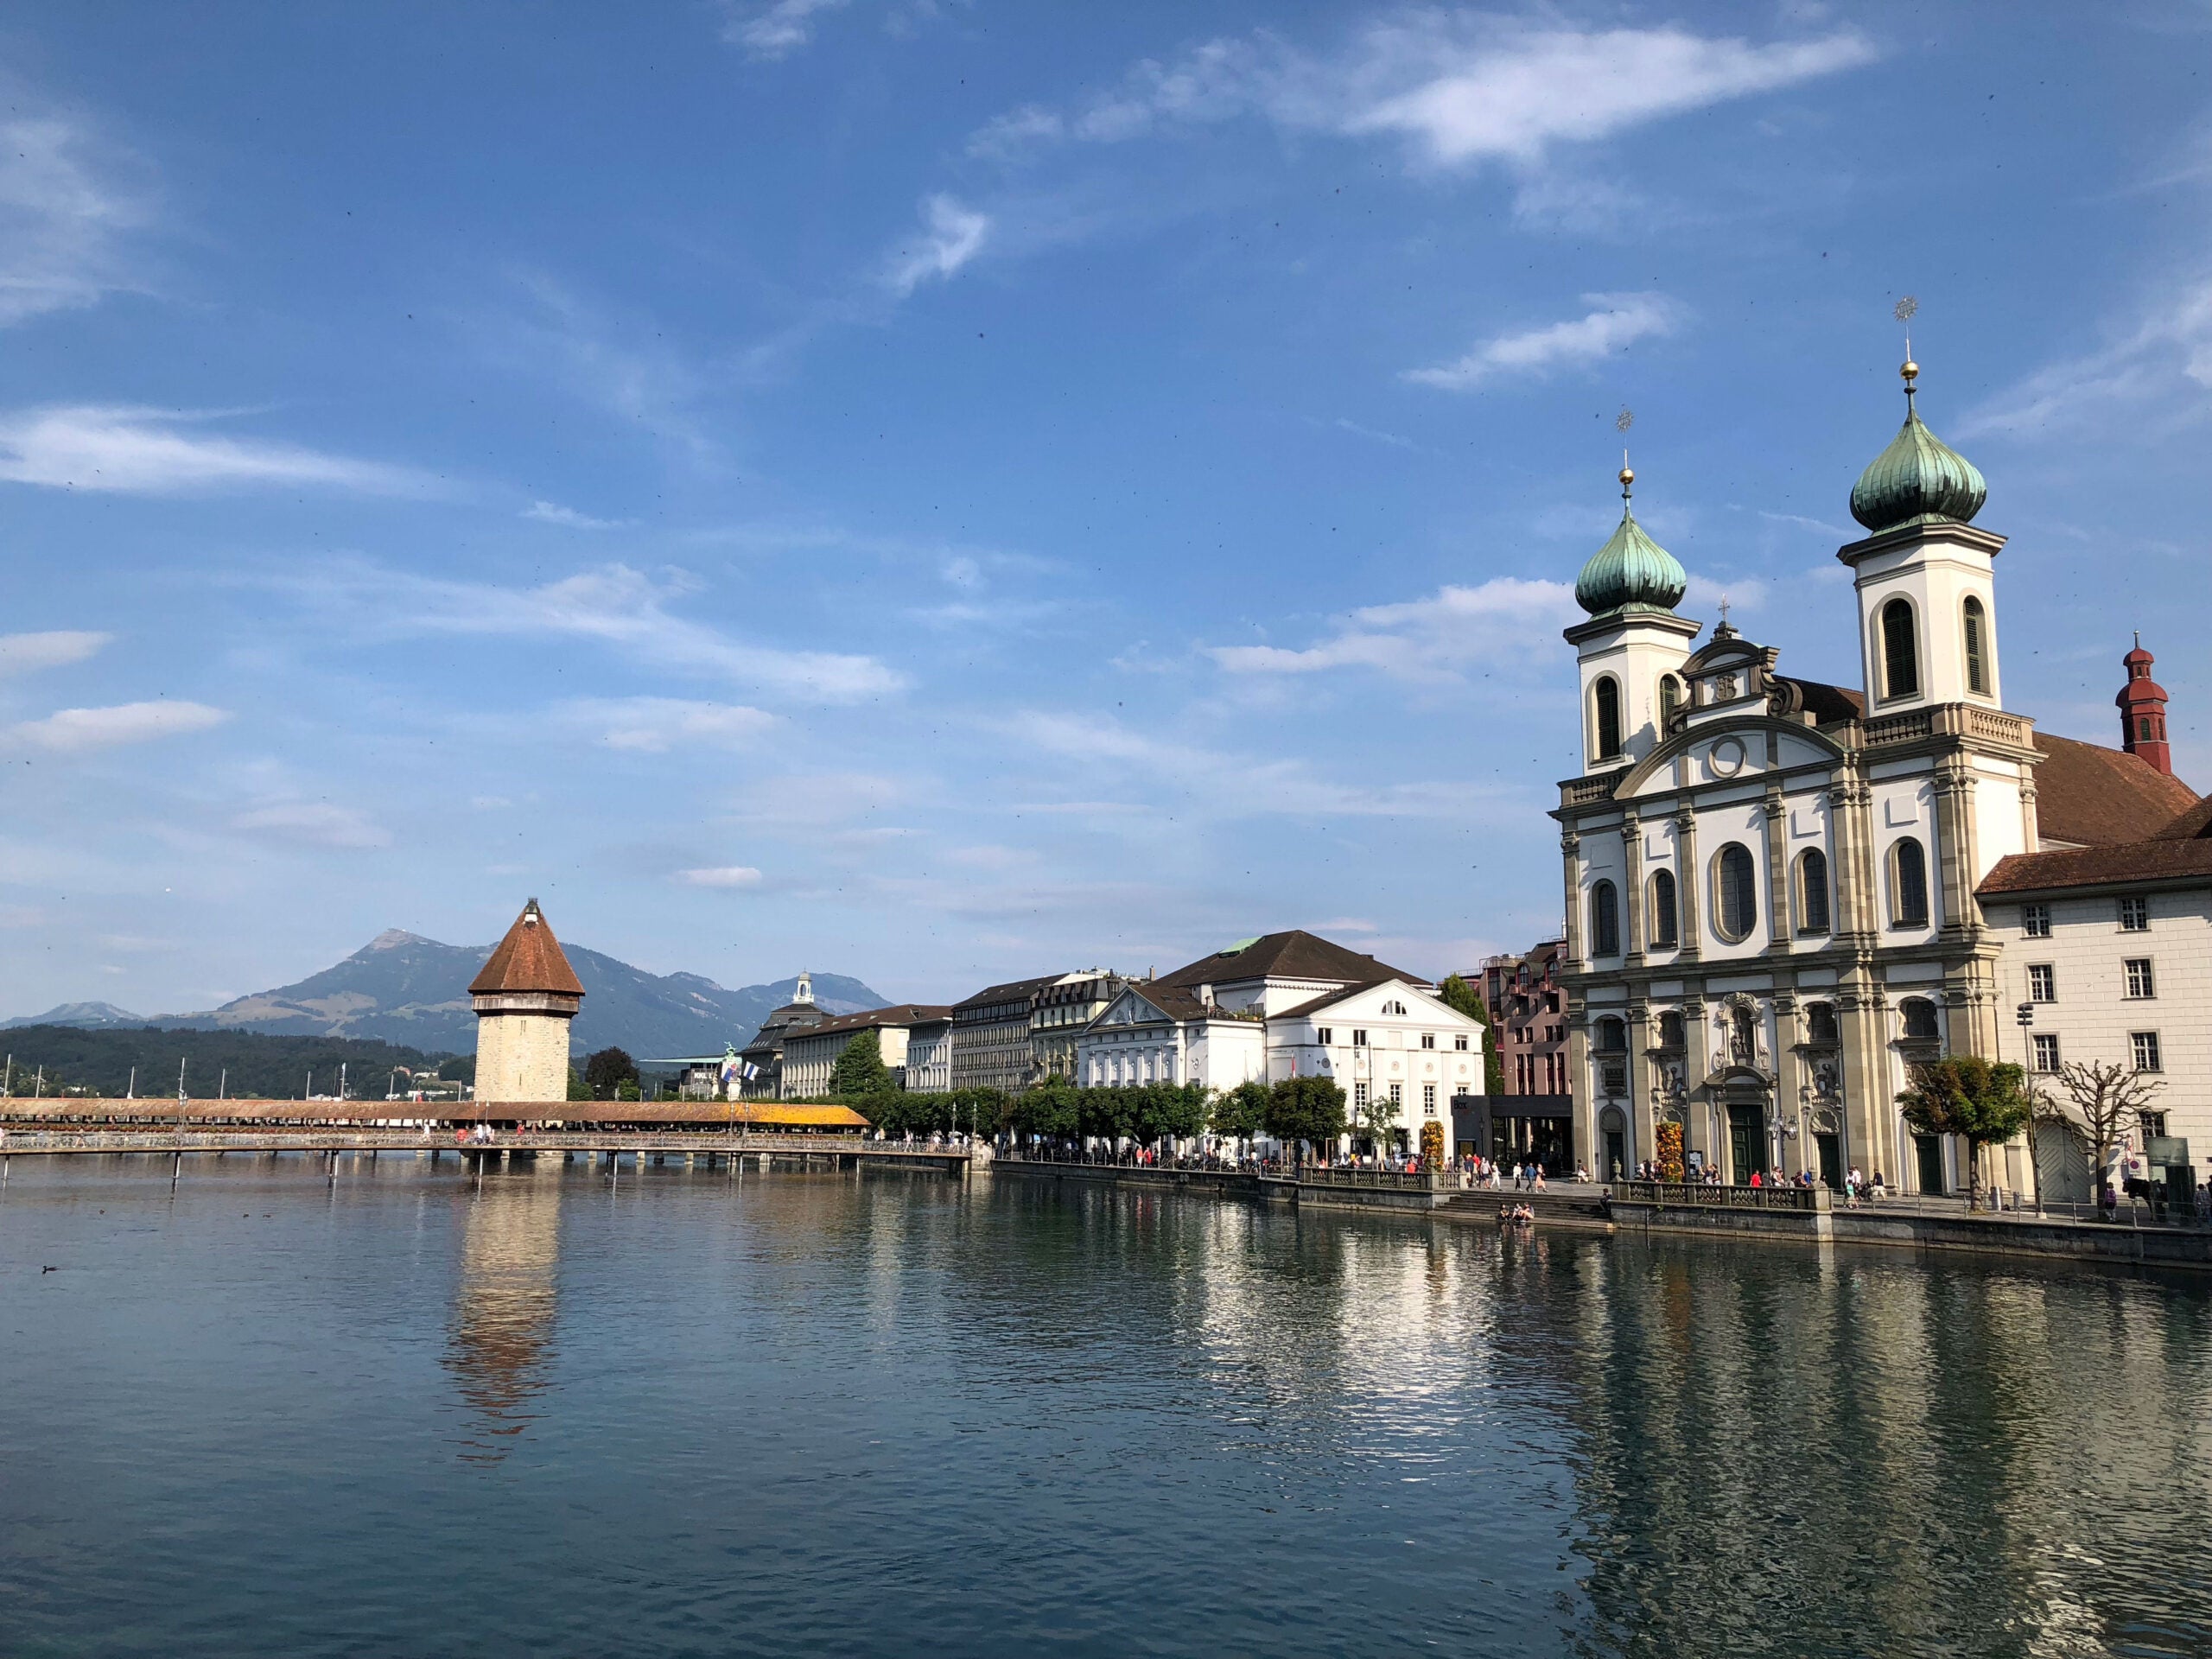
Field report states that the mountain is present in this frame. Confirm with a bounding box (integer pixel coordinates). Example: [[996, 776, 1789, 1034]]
[[0, 1025, 463, 1101], [1, 1001, 149, 1030], [10, 930, 884, 1063]]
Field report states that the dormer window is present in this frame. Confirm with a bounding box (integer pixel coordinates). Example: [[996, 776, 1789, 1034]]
[[1380, 1000, 1408, 1016]]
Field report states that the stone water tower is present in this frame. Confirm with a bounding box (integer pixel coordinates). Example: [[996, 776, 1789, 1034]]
[[470, 898, 585, 1104]]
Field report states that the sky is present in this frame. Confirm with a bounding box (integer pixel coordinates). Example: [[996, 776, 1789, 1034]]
[[3, 1, 2210, 1017]]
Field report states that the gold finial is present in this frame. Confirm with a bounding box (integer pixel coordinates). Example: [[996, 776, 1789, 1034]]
[[1618, 464, 1634, 499]]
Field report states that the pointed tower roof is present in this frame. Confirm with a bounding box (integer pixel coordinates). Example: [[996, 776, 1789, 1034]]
[[1849, 359, 1986, 534], [1575, 466, 1688, 617], [469, 898, 585, 997]]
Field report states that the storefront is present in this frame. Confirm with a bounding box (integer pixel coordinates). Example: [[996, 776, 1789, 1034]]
[[1450, 1094, 1575, 1174]]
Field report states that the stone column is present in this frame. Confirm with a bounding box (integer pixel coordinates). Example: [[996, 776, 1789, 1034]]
[[1763, 787, 1791, 945], [1773, 992, 1804, 1175], [1840, 982, 1891, 1182], [1673, 810, 1702, 963], [1627, 998, 1655, 1174], [1560, 829, 1584, 966], [1681, 995, 1708, 1168], [1620, 812, 1645, 965], [1931, 758, 1976, 944]]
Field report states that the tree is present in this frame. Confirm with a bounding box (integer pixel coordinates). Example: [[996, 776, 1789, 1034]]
[[830, 1031, 897, 1103], [1897, 1055, 2032, 1211], [1136, 1082, 1208, 1147], [1266, 1076, 1347, 1165], [584, 1046, 639, 1101], [1014, 1078, 1077, 1142], [1439, 972, 1505, 1096], [1356, 1086, 1402, 1158], [1212, 1080, 1270, 1145], [2046, 1059, 2165, 1211]]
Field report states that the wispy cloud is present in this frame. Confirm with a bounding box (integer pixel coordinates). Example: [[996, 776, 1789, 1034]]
[[231, 801, 391, 850], [524, 499, 627, 530], [969, 19, 1874, 172], [0, 405, 432, 496], [276, 557, 904, 704], [0, 109, 150, 327], [571, 697, 778, 753], [1405, 293, 1684, 391], [721, 0, 849, 60], [3, 700, 228, 753], [676, 865, 764, 888], [0, 630, 109, 677], [1959, 275, 2212, 440], [1210, 576, 1579, 683], [885, 195, 991, 296]]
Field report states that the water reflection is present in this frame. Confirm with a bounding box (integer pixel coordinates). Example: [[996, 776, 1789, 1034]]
[[444, 1159, 563, 1464]]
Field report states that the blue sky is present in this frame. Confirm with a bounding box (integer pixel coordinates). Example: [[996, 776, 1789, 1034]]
[[3, 1, 2209, 1016]]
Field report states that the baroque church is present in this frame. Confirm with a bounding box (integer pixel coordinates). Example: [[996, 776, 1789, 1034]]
[[1553, 357, 2197, 1194]]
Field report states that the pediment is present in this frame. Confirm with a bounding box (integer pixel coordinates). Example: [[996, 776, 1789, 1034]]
[[1617, 715, 1847, 800]]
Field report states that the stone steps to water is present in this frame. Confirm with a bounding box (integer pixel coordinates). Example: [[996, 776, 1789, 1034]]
[[1441, 1186, 1614, 1227]]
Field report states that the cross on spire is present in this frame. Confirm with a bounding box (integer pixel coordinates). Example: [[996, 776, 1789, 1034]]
[[1718, 594, 1732, 627]]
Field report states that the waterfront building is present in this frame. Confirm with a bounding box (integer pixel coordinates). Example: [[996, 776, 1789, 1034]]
[[1076, 931, 1484, 1154], [1480, 941, 1571, 1096], [1977, 643, 2210, 1197], [1551, 359, 2203, 1194], [779, 1004, 953, 1099], [737, 971, 828, 1099], [950, 973, 1065, 1094], [902, 1010, 955, 1093], [1031, 970, 1125, 1083], [470, 898, 584, 1103]]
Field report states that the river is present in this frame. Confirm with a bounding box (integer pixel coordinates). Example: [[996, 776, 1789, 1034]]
[[2, 1154, 2207, 1656]]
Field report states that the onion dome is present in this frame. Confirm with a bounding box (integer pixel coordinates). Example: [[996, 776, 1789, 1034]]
[[1575, 467, 1688, 616], [1849, 360, 1986, 533]]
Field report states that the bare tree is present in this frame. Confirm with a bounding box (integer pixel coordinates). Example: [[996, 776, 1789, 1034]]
[[2048, 1061, 2164, 1211]]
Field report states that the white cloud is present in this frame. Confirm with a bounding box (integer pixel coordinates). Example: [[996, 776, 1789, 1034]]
[[0, 111, 149, 327], [677, 865, 764, 888], [573, 697, 778, 753], [0, 406, 431, 496], [1405, 293, 1684, 391], [1959, 276, 2212, 441], [722, 0, 849, 59], [885, 195, 991, 296], [0, 630, 109, 677], [524, 499, 626, 530], [969, 19, 1874, 171], [231, 802, 391, 850], [3, 699, 228, 752], [1210, 576, 1579, 683], [280, 558, 905, 705]]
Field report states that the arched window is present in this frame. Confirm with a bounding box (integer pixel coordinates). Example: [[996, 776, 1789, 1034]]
[[1962, 596, 1989, 696], [1891, 836, 1930, 927], [1596, 1017, 1626, 1052], [1714, 843, 1758, 942], [1657, 1010, 1685, 1050], [1649, 868, 1679, 948], [1807, 1001, 1840, 1045], [1590, 880, 1620, 957], [1379, 1000, 1407, 1016], [1796, 849, 1831, 935], [1900, 998, 1939, 1040], [1881, 598, 1920, 700], [1593, 676, 1623, 761], [1659, 674, 1683, 731]]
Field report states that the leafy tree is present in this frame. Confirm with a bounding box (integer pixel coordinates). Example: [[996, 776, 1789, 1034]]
[[1015, 1077, 1077, 1142], [2045, 1059, 2165, 1210], [584, 1046, 639, 1101], [1897, 1055, 2033, 1210], [1212, 1079, 1271, 1144], [1136, 1082, 1209, 1147], [566, 1066, 591, 1102], [1266, 1076, 1346, 1165], [830, 1031, 898, 1103], [1356, 1086, 1403, 1157], [1439, 972, 1504, 1096]]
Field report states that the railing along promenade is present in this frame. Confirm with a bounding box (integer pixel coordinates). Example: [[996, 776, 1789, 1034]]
[[1616, 1179, 1828, 1212]]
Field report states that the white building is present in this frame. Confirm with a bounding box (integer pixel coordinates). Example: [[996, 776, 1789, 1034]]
[[1554, 360, 2204, 1196], [1075, 930, 1486, 1156], [778, 1004, 952, 1099], [902, 1013, 955, 1094]]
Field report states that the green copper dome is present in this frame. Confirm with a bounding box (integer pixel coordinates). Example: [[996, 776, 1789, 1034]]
[[1849, 363, 1986, 534], [1575, 468, 1688, 617]]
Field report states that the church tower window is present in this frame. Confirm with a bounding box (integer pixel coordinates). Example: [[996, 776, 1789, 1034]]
[[1713, 843, 1758, 943], [1880, 598, 1920, 701], [1796, 849, 1831, 935], [1649, 869, 1678, 948], [1659, 674, 1683, 730], [1961, 597, 1989, 696], [1590, 880, 1621, 957], [1891, 837, 1930, 928], [1592, 676, 1623, 761]]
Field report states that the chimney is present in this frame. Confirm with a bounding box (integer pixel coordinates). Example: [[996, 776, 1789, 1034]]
[[2117, 635, 2173, 776]]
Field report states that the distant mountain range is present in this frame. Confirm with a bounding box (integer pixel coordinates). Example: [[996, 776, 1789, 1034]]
[[3, 931, 883, 1063]]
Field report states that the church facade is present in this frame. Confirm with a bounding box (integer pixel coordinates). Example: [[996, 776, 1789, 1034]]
[[1552, 359, 2197, 1194]]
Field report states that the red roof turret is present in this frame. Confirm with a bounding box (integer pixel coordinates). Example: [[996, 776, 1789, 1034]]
[[2117, 636, 2173, 778], [469, 898, 586, 997]]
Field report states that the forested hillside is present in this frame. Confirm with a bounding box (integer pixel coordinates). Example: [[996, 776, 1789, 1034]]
[[0, 1027, 467, 1101]]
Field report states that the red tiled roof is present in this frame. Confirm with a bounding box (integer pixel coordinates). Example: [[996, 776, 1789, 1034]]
[[468, 899, 585, 996], [1978, 838, 2212, 898], [2031, 733, 2199, 847]]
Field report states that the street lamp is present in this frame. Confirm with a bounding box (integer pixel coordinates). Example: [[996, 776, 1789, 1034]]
[[2016, 1000, 2044, 1216]]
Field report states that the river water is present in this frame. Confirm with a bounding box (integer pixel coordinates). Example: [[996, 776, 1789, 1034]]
[[3, 1155, 2209, 1657]]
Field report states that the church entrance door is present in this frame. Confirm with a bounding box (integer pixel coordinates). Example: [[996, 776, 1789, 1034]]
[[1727, 1105, 1764, 1185], [1815, 1132, 1843, 1192], [1915, 1134, 1946, 1196]]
